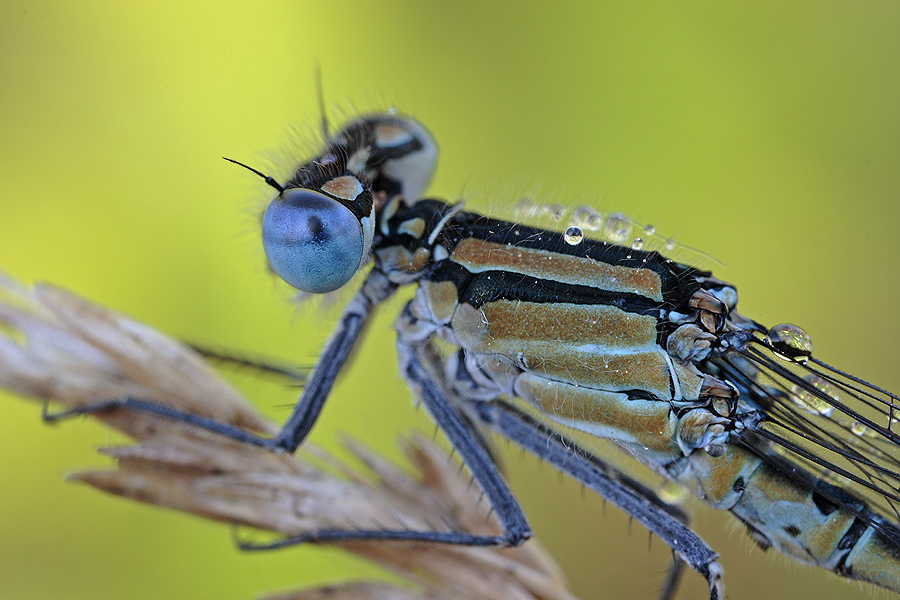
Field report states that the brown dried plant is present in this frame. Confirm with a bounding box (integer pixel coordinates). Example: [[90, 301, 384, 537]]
[[0, 273, 577, 600]]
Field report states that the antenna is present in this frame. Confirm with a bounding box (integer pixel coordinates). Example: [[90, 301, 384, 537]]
[[222, 157, 284, 193]]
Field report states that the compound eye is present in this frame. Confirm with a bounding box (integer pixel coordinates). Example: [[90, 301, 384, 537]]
[[261, 188, 365, 293]]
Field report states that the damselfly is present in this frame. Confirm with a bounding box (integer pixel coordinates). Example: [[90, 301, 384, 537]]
[[42, 111, 900, 599]]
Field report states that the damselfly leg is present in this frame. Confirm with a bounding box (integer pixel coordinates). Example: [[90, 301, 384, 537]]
[[471, 400, 724, 600]]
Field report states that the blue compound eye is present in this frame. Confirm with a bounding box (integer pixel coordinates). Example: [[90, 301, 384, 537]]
[[261, 189, 365, 293]]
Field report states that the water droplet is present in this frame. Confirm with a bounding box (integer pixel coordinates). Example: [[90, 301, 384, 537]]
[[513, 198, 537, 219], [644, 224, 656, 235], [764, 323, 813, 362], [604, 213, 631, 243], [851, 421, 868, 436], [790, 374, 835, 416], [656, 481, 688, 505], [665, 238, 676, 251], [631, 237, 644, 250], [564, 225, 584, 245], [542, 203, 566, 222], [821, 469, 852, 488], [387, 105, 398, 115], [570, 206, 603, 231]]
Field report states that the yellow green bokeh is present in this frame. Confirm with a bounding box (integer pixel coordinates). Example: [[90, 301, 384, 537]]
[[2, 2, 900, 599]]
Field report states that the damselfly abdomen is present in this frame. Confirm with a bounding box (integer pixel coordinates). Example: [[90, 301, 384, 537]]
[[46, 112, 900, 599]]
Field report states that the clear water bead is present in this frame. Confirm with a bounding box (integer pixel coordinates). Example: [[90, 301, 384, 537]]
[[564, 225, 584, 245], [541, 203, 566, 222], [604, 213, 631, 243], [570, 206, 603, 231], [513, 198, 538, 219], [764, 323, 813, 362], [657, 480, 688, 505], [631, 237, 644, 250], [790, 374, 835, 416]]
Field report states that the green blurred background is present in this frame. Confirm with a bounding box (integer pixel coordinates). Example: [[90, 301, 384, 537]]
[[2, 2, 900, 599]]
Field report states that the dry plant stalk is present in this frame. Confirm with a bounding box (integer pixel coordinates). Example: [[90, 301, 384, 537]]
[[0, 273, 577, 600]]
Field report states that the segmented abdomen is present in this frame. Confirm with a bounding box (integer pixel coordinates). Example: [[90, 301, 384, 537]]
[[674, 441, 900, 589]]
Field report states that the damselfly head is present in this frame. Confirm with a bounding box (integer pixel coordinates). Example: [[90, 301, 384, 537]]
[[262, 179, 373, 294], [244, 113, 438, 295]]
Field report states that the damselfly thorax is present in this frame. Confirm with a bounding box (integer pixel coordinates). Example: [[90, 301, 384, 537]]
[[53, 112, 900, 599]]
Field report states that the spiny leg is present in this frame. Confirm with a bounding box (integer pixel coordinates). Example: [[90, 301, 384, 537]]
[[271, 272, 395, 451], [187, 345, 308, 383], [42, 397, 274, 448], [43, 270, 395, 454], [469, 399, 724, 600], [240, 320, 532, 548]]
